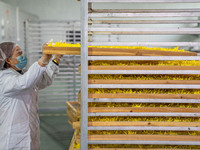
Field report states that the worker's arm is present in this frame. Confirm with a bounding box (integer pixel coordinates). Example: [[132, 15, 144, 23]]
[[0, 54, 52, 96], [36, 55, 62, 90], [36, 60, 59, 90], [1, 62, 46, 96]]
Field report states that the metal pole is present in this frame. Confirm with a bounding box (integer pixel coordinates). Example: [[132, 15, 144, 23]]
[[73, 55, 76, 101], [24, 20, 28, 56], [81, 0, 88, 149], [24, 20, 30, 67], [198, 17, 200, 52], [73, 22, 76, 44], [72, 22, 76, 102]]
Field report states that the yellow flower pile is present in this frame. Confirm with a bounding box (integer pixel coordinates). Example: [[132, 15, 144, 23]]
[[89, 74, 200, 80], [88, 130, 200, 136], [89, 60, 200, 66], [47, 42, 81, 47], [89, 88, 200, 94], [88, 102, 200, 108], [89, 116, 200, 122], [73, 143, 200, 149], [47, 42, 188, 52]]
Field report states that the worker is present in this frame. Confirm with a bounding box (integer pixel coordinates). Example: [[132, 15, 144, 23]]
[[0, 42, 62, 150]]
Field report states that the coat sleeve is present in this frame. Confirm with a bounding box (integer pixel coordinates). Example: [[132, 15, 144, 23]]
[[36, 61, 59, 90], [1, 62, 46, 96]]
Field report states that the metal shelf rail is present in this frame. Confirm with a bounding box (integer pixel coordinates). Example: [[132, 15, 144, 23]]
[[80, 0, 200, 149]]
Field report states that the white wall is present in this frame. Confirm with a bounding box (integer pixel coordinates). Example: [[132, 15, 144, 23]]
[[0, 1, 17, 42], [0, 1, 38, 50], [1, 0, 200, 21], [1, 0, 81, 20]]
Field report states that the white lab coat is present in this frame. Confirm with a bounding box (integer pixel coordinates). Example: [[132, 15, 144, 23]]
[[0, 61, 59, 150]]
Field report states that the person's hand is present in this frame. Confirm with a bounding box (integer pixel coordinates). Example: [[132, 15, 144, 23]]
[[41, 53, 52, 63], [53, 54, 63, 59], [38, 53, 52, 67]]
